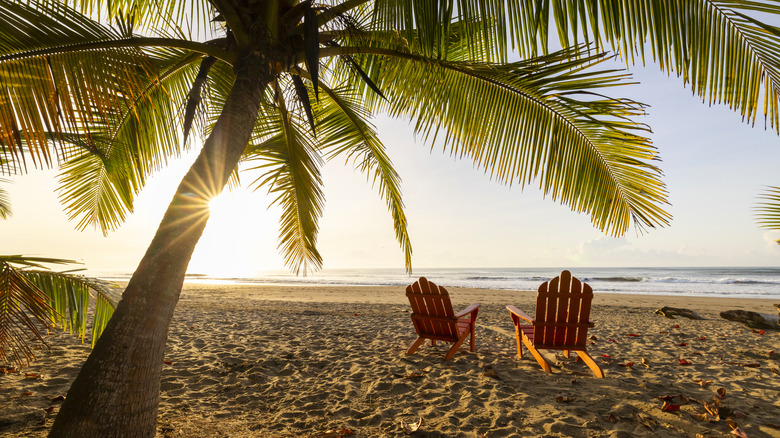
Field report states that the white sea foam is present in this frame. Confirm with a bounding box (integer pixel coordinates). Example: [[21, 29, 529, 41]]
[[97, 267, 780, 299]]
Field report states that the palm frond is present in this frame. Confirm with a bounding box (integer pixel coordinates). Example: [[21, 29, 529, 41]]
[[0, 255, 119, 368], [523, 1, 780, 131], [314, 83, 413, 272], [56, 142, 135, 235], [370, 0, 517, 62], [45, 0, 217, 40], [23, 270, 120, 348], [331, 43, 669, 236], [0, 177, 11, 219], [244, 82, 325, 274], [0, 1, 220, 232], [756, 186, 780, 236], [0, 0, 150, 172]]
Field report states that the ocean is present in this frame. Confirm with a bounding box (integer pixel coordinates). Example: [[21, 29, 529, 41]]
[[169, 267, 780, 300]]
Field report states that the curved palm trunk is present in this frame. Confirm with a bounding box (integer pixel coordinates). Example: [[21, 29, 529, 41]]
[[49, 57, 272, 437]]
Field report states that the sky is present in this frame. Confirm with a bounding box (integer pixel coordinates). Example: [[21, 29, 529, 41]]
[[1, 59, 780, 278]]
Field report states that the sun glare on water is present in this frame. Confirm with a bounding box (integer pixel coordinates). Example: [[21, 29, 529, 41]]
[[187, 189, 278, 278]]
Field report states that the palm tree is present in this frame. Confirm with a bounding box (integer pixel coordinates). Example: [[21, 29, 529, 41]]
[[0, 256, 120, 368], [0, 1, 778, 436]]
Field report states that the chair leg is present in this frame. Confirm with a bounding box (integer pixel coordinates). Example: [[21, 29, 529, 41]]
[[563, 350, 571, 358], [444, 331, 470, 361], [514, 326, 524, 358], [406, 337, 426, 355], [469, 322, 476, 352], [522, 334, 551, 373], [575, 350, 605, 378]]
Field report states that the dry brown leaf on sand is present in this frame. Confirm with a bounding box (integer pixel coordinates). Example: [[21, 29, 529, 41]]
[[483, 365, 500, 380], [661, 402, 681, 412], [690, 412, 718, 422], [634, 412, 658, 430], [717, 388, 727, 399], [726, 420, 750, 438], [400, 418, 424, 434], [314, 428, 354, 438], [703, 401, 720, 417], [729, 362, 761, 368], [556, 396, 575, 403], [603, 413, 618, 423], [641, 358, 650, 367]]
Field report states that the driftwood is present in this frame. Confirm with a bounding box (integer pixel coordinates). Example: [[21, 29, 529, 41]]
[[720, 310, 780, 330], [655, 306, 704, 320]]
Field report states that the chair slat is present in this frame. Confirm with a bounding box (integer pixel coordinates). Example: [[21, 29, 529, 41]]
[[561, 275, 581, 346], [575, 283, 594, 347], [417, 277, 456, 339]]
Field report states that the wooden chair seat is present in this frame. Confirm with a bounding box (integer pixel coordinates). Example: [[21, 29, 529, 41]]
[[506, 270, 604, 378], [405, 277, 480, 361]]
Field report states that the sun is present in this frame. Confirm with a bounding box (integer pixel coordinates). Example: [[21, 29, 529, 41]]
[[186, 188, 280, 278]]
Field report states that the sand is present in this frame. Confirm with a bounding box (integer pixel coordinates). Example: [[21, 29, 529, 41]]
[[1, 283, 778, 437]]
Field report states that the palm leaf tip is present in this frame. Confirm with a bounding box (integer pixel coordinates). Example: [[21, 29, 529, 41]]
[[755, 186, 780, 231], [0, 256, 120, 368]]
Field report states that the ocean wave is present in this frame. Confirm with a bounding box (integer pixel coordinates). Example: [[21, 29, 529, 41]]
[[651, 277, 780, 285], [465, 276, 549, 282], [585, 276, 644, 283]]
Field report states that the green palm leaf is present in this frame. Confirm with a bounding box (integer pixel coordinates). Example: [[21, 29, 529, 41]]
[[0, 256, 120, 368], [756, 186, 780, 241], [0, 1, 215, 232], [43, 0, 216, 40], [314, 83, 413, 272], [244, 82, 325, 274], [522, 0, 780, 131], [0, 0, 151, 170], [0, 177, 10, 219], [370, 0, 519, 62], [330, 42, 669, 235], [54, 49, 203, 233]]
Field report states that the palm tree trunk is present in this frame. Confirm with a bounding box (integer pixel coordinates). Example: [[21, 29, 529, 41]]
[[49, 56, 272, 438]]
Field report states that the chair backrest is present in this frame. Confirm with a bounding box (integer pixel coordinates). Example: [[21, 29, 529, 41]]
[[533, 270, 593, 350], [406, 277, 458, 341]]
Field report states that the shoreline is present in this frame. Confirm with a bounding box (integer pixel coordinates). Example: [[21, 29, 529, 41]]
[[2, 284, 778, 437], [177, 282, 780, 309]]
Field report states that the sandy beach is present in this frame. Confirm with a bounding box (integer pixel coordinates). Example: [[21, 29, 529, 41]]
[[2, 283, 778, 437]]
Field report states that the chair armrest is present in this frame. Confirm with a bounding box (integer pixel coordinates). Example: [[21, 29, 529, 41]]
[[455, 303, 480, 318], [506, 305, 533, 324]]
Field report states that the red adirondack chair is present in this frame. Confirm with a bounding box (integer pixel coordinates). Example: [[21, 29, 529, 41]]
[[405, 277, 480, 361], [506, 270, 604, 378]]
